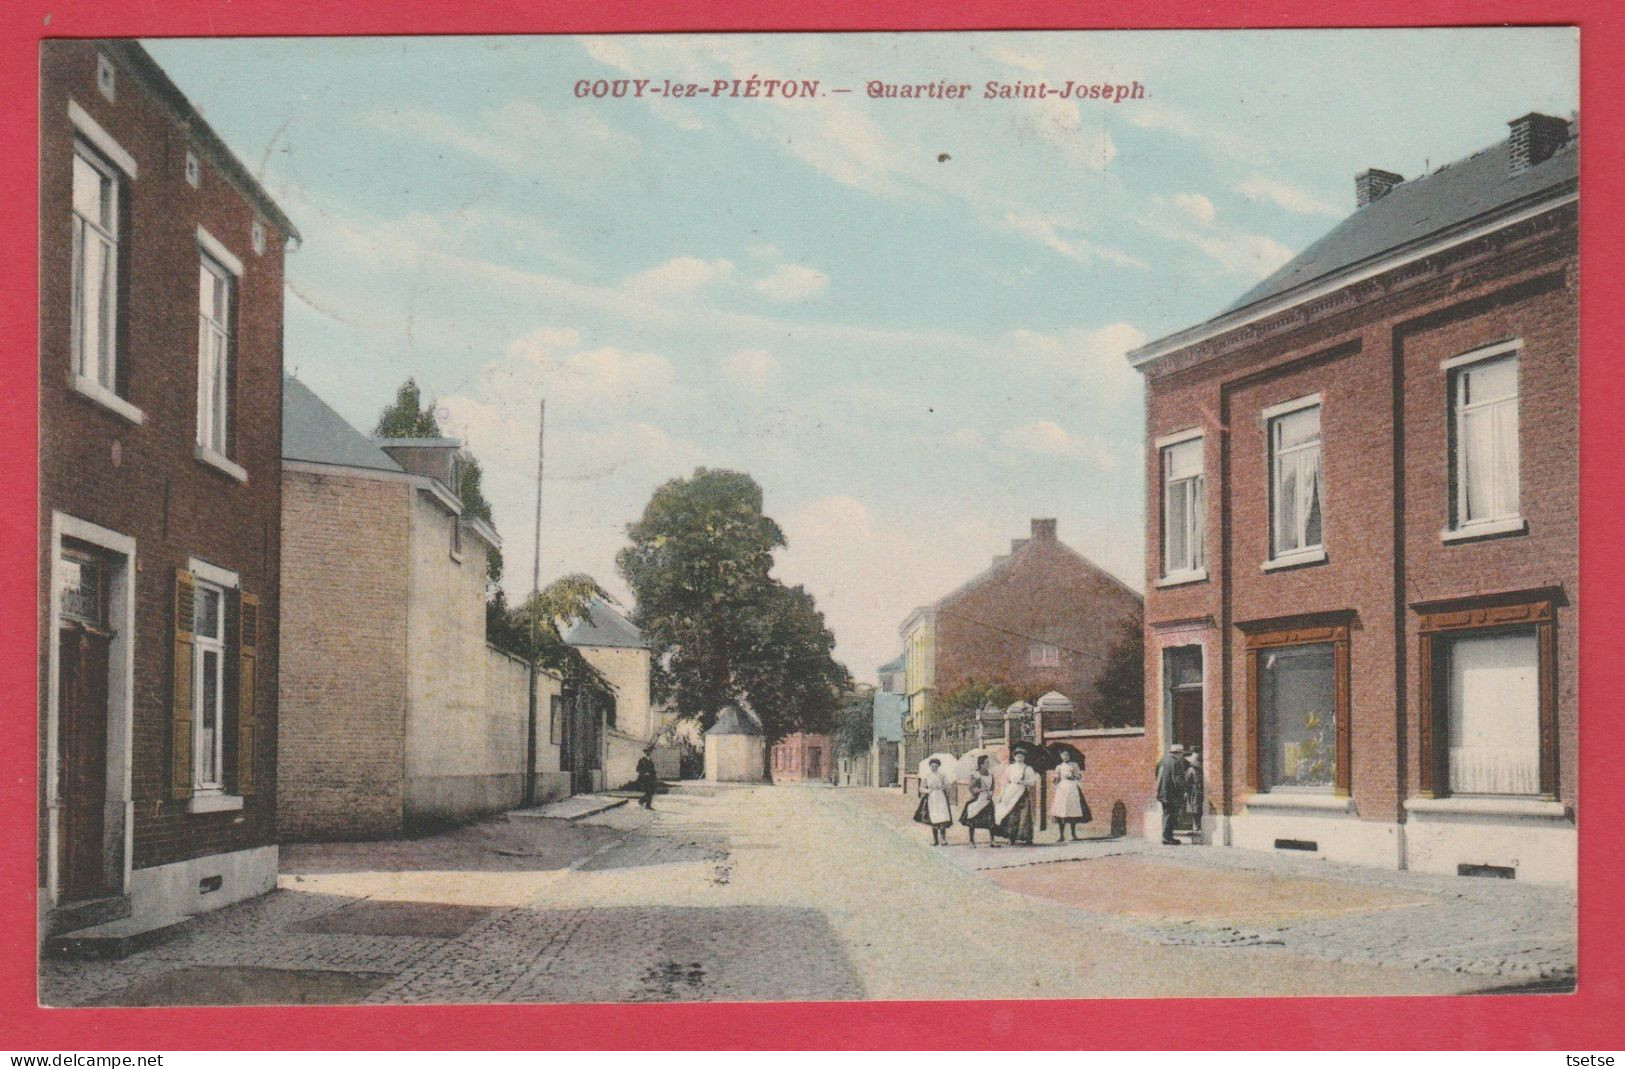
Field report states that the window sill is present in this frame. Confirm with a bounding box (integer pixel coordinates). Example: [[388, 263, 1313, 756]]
[[1441, 517, 1528, 544], [1404, 796, 1567, 820], [1262, 547, 1327, 572], [187, 792, 244, 814], [1244, 791, 1353, 813], [194, 444, 248, 483], [1156, 569, 1208, 588], [69, 374, 144, 425]]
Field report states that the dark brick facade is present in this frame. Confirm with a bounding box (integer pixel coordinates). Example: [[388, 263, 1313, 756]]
[[39, 42, 291, 903]]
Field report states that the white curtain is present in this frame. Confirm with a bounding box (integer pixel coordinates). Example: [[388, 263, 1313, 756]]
[[1446, 632, 1539, 795]]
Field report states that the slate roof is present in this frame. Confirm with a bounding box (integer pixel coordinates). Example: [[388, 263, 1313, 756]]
[[282, 375, 404, 473], [1221, 123, 1578, 318], [707, 705, 763, 736], [877, 653, 905, 674], [562, 600, 649, 650]]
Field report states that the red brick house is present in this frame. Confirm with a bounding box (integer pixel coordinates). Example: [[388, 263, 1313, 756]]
[[1131, 113, 1577, 885], [771, 732, 836, 783], [901, 518, 1144, 750], [39, 41, 298, 942]]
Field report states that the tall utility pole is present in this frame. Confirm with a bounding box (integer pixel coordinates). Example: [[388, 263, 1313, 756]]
[[524, 399, 545, 806]]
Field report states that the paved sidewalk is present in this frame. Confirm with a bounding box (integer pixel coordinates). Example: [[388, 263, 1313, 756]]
[[848, 786, 1576, 986]]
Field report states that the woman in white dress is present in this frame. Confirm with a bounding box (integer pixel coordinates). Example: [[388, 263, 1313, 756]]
[[1049, 751, 1091, 841], [993, 751, 1039, 846], [959, 755, 999, 848], [913, 758, 954, 845]]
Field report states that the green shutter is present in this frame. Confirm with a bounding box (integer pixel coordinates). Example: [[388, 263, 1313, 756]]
[[236, 591, 259, 796], [171, 570, 195, 800]]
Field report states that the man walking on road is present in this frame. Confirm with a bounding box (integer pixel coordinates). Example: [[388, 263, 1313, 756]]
[[636, 746, 659, 810], [1155, 744, 1188, 845]]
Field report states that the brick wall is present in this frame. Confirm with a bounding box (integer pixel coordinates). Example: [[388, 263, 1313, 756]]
[[276, 468, 409, 840], [40, 41, 290, 879], [1043, 730, 1155, 837], [1141, 204, 1578, 823], [936, 523, 1143, 723]]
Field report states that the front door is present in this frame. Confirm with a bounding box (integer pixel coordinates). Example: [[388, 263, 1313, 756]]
[[58, 625, 112, 902], [1172, 688, 1203, 753], [560, 689, 601, 795]]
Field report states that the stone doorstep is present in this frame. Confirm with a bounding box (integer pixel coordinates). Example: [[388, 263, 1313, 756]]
[[508, 794, 630, 822], [45, 913, 194, 961], [45, 893, 132, 937]]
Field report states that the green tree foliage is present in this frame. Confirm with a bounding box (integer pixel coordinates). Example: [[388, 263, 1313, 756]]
[[374, 377, 504, 591], [1087, 621, 1146, 729], [834, 686, 876, 759], [487, 573, 614, 696], [616, 468, 851, 740], [932, 677, 1046, 722]]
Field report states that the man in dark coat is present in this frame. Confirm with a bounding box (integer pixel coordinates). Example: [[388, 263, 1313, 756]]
[[635, 746, 658, 810], [1155, 744, 1188, 845]]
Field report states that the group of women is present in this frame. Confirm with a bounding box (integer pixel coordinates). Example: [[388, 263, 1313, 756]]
[[913, 749, 1091, 847]]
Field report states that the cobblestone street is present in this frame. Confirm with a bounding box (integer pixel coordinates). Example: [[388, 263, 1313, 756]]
[[41, 784, 1575, 1006]]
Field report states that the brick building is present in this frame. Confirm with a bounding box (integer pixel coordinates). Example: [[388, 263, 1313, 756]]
[[278, 376, 567, 839], [1131, 113, 1578, 885], [771, 732, 836, 784], [900, 518, 1144, 762], [39, 41, 298, 940]]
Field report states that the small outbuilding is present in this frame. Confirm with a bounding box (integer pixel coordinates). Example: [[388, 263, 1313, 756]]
[[704, 706, 766, 783]]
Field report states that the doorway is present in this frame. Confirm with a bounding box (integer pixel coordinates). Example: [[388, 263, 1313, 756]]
[[58, 624, 112, 901], [1164, 645, 1204, 752], [559, 688, 601, 795]]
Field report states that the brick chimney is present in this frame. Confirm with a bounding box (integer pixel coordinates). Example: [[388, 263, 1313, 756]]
[[1508, 113, 1570, 174], [1011, 538, 1030, 554], [1031, 518, 1057, 543], [1356, 168, 1404, 207]]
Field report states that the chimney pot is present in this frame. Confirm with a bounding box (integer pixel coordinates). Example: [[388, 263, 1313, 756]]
[[1508, 113, 1570, 174], [1031, 518, 1057, 542], [1356, 168, 1404, 207]]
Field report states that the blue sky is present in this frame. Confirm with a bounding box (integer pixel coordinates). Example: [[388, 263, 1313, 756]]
[[145, 30, 1577, 681]]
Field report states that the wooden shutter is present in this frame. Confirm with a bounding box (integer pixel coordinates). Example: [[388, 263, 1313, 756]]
[[171, 569, 196, 800], [236, 591, 260, 796]]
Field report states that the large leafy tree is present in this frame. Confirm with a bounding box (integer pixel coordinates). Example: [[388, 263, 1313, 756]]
[[487, 573, 613, 696], [616, 468, 849, 738], [1087, 621, 1146, 729], [834, 685, 876, 760]]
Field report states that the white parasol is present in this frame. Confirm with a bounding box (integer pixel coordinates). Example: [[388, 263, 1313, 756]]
[[956, 747, 1007, 782], [919, 753, 958, 781]]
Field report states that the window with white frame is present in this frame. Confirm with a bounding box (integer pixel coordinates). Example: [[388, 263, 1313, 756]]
[[71, 143, 120, 392], [192, 580, 227, 790], [1161, 436, 1204, 576], [1269, 402, 1323, 559], [1451, 350, 1520, 530], [1028, 642, 1061, 667], [196, 255, 234, 456]]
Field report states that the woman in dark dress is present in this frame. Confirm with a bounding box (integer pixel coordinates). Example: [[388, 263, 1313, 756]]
[[959, 755, 999, 847]]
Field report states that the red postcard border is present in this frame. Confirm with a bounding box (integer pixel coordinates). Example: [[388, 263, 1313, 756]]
[[1, 0, 1619, 1051]]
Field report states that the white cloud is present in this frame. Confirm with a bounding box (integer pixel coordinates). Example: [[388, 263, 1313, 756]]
[[373, 100, 639, 177], [1000, 420, 1074, 455], [1237, 175, 1343, 217], [1003, 212, 1147, 269], [1172, 192, 1216, 225], [624, 255, 736, 294], [754, 263, 830, 302], [721, 347, 779, 391], [1006, 322, 1148, 400], [1180, 229, 1295, 279]]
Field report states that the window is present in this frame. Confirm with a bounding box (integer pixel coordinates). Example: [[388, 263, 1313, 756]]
[[1268, 402, 1323, 560], [1028, 642, 1060, 667], [1443, 631, 1539, 795], [58, 547, 107, 627], [1244, 619, 1350, 794], [71, 143, 120, 392], [192, 581, 226, 791], [1161, 436, 1204, 576], [1451, 350, 1520, 530], [196, 255, 234, 456], [1419, 594, 1556, 800]]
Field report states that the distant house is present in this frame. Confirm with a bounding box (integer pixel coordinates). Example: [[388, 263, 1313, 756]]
[[705, 706, 765, 783], [564, 600, 654, 792], [772, 732, 835, 784], [900, 518, 1144, 767], [873, 654, 906, 788], [278, 375, 566, 840]]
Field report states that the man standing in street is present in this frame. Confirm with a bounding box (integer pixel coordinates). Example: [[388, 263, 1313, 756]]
[[636, 746, 659, 810], [1155, 744, 1187, 845]]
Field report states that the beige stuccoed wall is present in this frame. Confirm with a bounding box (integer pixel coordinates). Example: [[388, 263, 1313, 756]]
[[579, 644, 653, 789], [402, 493, 518, 826], [277, 469, 410, 840]]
